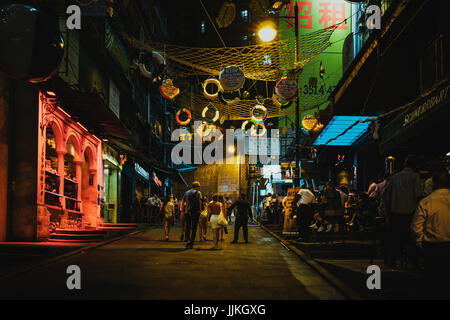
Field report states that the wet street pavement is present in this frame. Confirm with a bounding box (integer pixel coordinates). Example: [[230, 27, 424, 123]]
[[0, 224, 344, 300]]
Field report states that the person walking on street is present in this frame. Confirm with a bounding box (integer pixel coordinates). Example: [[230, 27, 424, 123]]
[[382, 155, 422, 269], [411, 168, 450, 298], [291, 186, 316, 241], [207, 195, 223, 250], [182, 182, 203, 249], [178, 198, 187, 241], [218, 195, 228, 241], [225, 197, 233, 224], [154, 194, 162, 224], [162, 195, 175, 241], [228, 193, 253, 243], [198, 196, 208, 242], [264, 193, 273, 223]]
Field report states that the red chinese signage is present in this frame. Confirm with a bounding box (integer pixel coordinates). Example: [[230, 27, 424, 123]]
[[285, 0, 348, 30]]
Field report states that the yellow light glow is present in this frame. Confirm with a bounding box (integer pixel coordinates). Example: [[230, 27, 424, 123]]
[[258, 26, 276, 42], [228, 146, 235, 153]]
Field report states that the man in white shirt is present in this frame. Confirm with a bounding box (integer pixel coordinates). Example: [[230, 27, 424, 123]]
[[411, 168, 450, 298], [291, 186, 316, 241]]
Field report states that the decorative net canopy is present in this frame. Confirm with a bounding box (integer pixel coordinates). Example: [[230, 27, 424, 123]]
[[121, 26, 336, 82], [121, 25, 338, 120]]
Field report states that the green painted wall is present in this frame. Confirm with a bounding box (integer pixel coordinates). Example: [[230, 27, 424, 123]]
[[279, 0, 352, 126]]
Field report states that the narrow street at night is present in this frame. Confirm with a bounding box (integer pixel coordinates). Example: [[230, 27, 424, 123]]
[[0, 0, 449, 308], [0, 224, 344, 300]]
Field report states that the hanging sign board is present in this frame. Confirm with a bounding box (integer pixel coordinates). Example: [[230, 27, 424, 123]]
[[219, 65, 245, 91]]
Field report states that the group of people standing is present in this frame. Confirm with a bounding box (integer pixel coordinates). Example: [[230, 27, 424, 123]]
[[262, 193, 285, 226], [174, 182, 254, 250], [284, 154, 450, 296]]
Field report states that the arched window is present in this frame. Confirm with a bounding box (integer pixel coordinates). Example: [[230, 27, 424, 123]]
[[44, 127, 61, 207], [64, 138, 79, 211]]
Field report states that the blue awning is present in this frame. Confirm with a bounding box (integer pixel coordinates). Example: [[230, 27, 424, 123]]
[[313, 116, 374, 146]]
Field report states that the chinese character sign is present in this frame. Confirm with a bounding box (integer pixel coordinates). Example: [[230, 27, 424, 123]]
[[284, 0, 349, 30]]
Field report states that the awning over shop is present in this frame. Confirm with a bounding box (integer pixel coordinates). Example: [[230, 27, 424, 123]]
[[313, 116, 374, 146], [53, 86, 133, 141], [379, 80, 450, 155]]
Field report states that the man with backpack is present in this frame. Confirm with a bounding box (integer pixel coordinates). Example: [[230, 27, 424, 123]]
[[182, 181, 203, 249]]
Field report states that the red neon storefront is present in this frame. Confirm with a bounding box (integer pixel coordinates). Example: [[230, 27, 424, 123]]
[[38, 91, 103, 235]]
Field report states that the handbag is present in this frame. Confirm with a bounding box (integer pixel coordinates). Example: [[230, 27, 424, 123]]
[[218, 210, 228, 227]]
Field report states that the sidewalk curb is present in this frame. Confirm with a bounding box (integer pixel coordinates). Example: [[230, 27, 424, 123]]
[[259, 224, 363, 300], [0, 226, 153, 282]]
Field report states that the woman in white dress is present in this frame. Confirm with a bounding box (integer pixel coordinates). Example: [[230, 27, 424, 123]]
[[207, 195, 223, 250]]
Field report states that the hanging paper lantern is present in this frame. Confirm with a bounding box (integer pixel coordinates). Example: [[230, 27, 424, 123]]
[[250, 105, 268, 122], [175, 108, 192, 126], [302, 115, 318, 131], [159, 79, 179, 100], [275, 77, 298, 101], [202, 105, 220, 123], [203, 78, 222, 99], [218, 90, 241, 106], [219, 65, 245, 92], [282, 126, 288, 134], [0, 4, 65, 83], [139, 51, 165, 80]]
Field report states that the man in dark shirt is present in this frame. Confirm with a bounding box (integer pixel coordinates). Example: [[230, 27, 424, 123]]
[[182, 181, 203, 249], [228, 193, 253, 243]]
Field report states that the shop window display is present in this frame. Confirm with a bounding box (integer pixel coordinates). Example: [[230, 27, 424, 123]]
[[44, 128, 62, 207], [64, 139, 80, 211]]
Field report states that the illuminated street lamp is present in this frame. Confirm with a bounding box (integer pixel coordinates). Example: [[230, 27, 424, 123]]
[[258, 25, 277, 42], [228, 145, 236, 153]]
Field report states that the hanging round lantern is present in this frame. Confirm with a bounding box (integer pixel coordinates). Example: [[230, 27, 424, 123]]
[[272, 93, 292, 109], [219, 65, 245, 92], [282, 125, 288, 134], [302, 114, 318, 131], [159, 79, 180, 100], [241, 119, 257, 134], [218, 89, 241, 106], [175, 108, 192, 126], [0, 4, 65, 83], [250, 122, 267, 137], [203, 78, 222, 99], [275, 77, 298, 101], [139, 51, 165, 80], [202, 104, 220, 124], [250, 105, 268, 122]]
